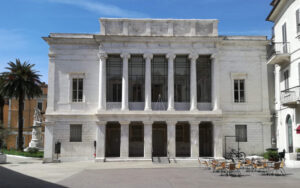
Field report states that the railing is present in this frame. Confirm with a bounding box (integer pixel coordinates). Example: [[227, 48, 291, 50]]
[[281, 86, 300, 105], [267, 42, 290, 60]]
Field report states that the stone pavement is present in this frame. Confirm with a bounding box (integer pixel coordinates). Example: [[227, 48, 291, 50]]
[[1, 155, 300, 188]]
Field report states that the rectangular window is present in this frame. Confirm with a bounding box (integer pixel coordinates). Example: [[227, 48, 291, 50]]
[[174, 55, 190, 102], [70, 124, 82, 142], [129, 55, 145, 102], [284, 70, 289, 90], [107, 55, 122, 102], [72, 78, 83, 102], [197, 56, 211, 102], [296, 9, 300, 33], [282, 23, 287, 53], [235, 125, 247, 142], [151, 55, 168, 102], [234, 80, 245, 103]]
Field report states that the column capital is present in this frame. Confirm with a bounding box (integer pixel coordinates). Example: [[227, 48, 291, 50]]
[[189, 53, 198, 61], [166, 53, 176, 60], [121, 53, 130, 60], [97, 52, 108, 60], [143, 53, 153, 60]]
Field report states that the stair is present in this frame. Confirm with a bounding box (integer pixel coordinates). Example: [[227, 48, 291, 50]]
[[152, 157, 170, 164]]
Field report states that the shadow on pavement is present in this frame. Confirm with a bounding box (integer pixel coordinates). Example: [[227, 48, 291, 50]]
[[0, 166, 66, 188]]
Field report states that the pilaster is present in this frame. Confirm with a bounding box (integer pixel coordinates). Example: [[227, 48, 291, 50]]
[[189, 53, 198, 111], [95, 121, 106, 162], [120, 121, 130, 158], [144, 53, 153, 111], [211, 54, 220, 111], [143, 121, 153, 159], [167, 53, 176, 111], [213, 121, 223, 158], [121, 53, 130, 111], [97, 53, 108, 112], [190, 121, 200, 158], [166, 121, 176, 159]]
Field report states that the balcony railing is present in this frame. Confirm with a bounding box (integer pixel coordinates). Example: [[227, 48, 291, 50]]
[[267, 42, 290, 60], [281, 86, 300, 106]]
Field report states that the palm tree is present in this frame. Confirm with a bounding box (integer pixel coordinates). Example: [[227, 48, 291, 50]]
[[0, 59, 42, 151]]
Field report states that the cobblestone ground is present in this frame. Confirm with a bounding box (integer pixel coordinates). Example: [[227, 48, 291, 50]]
[[1, 155, 300, 188]]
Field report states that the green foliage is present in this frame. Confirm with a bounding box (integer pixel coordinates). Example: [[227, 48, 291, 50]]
[[0, 59, 42, 99], [296, 148, 300, 153], [27, 147, 39, 154], [2, 149, 43, 158], [0, 124, 10, 151], [263, 150, 279, 161], [0, 59, 42, 151]]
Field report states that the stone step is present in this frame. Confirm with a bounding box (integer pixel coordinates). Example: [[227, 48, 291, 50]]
[[152, 157, 170, 164]]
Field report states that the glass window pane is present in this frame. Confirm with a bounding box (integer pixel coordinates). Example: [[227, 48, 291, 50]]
[[175, 55, 190, 102], [197, 56, 211, 102], [234, 91, 239, 102], [72, 91, 77, 102], [234, 80, 239, 90], [72, 79, 77, 91], [78, 79, 83, 90], [107, 55, 122, 102], [70, 124, 82, 142], [239, 80, 244, 90], [129, 55, 145, 102], [152, 55, 168, 102], [240, 91, 245, 102]]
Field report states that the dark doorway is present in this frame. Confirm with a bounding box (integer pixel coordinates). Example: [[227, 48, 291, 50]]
[[199, 122, 213, 157], [105, 122, 121, 157], [152, 122, 167, 157], [176, 122, 190, 157], [129, 122, 144, 157]]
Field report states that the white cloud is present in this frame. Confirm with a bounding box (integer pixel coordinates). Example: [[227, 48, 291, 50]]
[[43, 0, 147, 18]]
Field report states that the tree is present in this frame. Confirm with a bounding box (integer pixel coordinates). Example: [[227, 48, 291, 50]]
[[0, 59, 42, 151]]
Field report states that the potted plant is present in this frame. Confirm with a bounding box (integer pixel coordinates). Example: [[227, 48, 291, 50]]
[[264, 148, 279, 162], [297, 148, 300, 161]]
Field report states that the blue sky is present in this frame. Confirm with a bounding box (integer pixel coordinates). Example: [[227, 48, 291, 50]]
[[0, 0, 273, 83]]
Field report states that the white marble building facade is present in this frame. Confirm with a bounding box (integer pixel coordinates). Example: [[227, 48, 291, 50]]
[[43, 18, 272, 162], [267, 0, 300, 162]]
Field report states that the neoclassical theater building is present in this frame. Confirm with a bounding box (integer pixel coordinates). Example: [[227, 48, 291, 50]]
[[43, 18, 272, 162]]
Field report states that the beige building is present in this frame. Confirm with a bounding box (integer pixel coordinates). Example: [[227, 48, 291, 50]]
[[2, 84, 47, 149]]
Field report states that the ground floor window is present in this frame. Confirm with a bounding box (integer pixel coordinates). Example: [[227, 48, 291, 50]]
[[152, 122, 167, 157], [176, 122, 190, 157], [70, 124, 82, 142], [199, 122, 213, 157], [129, 122, 144, 157], [235, 125, 247, 142], [105, 122, 121, 157]]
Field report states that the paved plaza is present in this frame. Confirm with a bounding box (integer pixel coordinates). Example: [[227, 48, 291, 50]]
[[1, 155, 300, 188]]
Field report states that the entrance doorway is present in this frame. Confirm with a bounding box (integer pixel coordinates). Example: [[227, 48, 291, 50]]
[[152, 122, 167, 157], [105, 122, 120, 157], [129, 122, 144, 157], [199, 122, 213, 157], [176, 122, 190, 157], [286, 115, 293, 153]]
